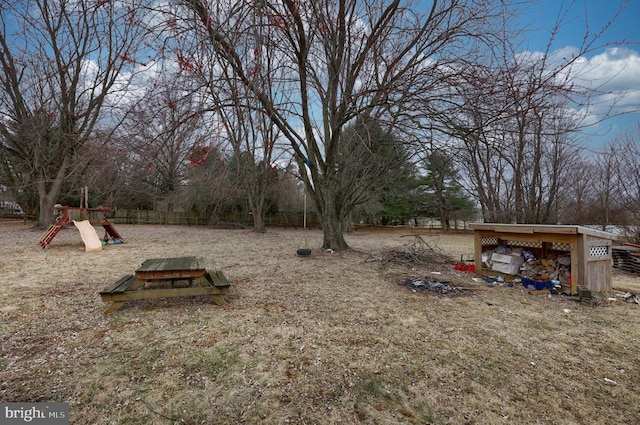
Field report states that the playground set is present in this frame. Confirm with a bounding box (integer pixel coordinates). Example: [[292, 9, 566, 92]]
[[38, 206, 123, 249]]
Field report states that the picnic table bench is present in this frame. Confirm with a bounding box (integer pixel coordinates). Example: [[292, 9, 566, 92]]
[[99, 257, 229, 314]]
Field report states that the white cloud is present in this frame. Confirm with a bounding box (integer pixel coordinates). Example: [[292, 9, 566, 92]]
[[514, 46, 640, 118], [511, 45, 639, 146], [573, 48, 640, 90], [565, 47, 640, 117]]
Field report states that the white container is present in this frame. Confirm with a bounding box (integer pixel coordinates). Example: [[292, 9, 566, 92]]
[[491, 253, 524, 275]]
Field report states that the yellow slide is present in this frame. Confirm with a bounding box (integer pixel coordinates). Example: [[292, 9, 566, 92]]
[[73, 220, 103, 252]]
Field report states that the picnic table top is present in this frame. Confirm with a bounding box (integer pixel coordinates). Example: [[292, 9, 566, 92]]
[[137, 257, 204, 272], [135, 257, 206, 280]]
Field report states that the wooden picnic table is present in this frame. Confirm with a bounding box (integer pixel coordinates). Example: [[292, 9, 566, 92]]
[[99, 256, 229, 314]]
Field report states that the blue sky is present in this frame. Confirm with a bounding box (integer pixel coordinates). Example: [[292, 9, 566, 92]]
[[515, 0, 640, 149]]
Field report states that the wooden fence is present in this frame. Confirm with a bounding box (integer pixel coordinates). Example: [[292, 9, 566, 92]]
[[109, 209, 321, 228], [111, 209, 207, 226], [109, 209, 470, 230]]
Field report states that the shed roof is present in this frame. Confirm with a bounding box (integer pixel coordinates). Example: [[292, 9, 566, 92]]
[[469, 223, 619, 241]]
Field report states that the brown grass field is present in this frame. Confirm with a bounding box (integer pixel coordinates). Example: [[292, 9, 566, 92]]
[[1, 221, 639, 424]]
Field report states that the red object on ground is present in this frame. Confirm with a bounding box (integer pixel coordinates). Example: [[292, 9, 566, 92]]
[[454, 262, 476, 273]]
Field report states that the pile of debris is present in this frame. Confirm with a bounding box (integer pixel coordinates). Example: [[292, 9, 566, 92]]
[[521, 253, 571, 289], [615, 292, 640, 305], [482, 246, 572, 293], [400, 277, 465, 295], [370, 234, 453, 268]]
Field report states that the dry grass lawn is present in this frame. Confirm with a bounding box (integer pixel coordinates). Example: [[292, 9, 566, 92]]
[[1, 221, 639, 424]]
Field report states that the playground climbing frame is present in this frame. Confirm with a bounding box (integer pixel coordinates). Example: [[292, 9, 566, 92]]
[[38, 206, 123, 248]]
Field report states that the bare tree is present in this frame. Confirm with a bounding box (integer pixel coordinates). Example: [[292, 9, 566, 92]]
[[208, 57, 288, 232], [0, 0, 150, 226], [590, 145, 623, 230], [181, 144, 237, 222], [170, 0, 499, 250], [82, 132, 151, 209], [436, 1, 627, 225], [556, 157, 595, 225], [441, 64, 515, 223], [147, 0, 292, 231], [116, 77, 212, 210], [609, 126, 640, 239]]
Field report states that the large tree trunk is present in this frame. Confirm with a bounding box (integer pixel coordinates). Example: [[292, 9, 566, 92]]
[[318, 192, 349, 251], [251, 201, 266, 233], [36, 153, 71, 227], [38, 191, 57, 228], [437, 196, 449, 231]]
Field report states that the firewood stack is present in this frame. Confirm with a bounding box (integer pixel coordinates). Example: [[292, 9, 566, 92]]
[[521, 254, 572, 289]]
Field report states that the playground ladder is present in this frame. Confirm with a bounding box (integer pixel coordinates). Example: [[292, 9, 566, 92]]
[[102, 223, 123, 241], [39, 219, 64, 248]]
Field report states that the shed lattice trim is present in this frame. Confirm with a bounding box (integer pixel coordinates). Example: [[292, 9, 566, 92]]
[[589, 245, 609, 258], [481, 237, 499, 246], [504, 240, 542, 249]]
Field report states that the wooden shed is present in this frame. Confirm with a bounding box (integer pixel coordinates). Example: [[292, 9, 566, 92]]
[[469, 224, 619, 294]]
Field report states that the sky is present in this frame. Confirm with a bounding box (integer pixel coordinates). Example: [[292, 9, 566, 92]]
[[515, 0, 640, 149], [2, 0, 637, 152]]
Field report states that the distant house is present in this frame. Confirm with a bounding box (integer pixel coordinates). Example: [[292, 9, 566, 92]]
[[0, 185, 25, 217]]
